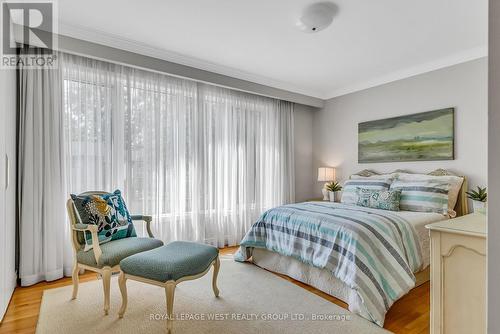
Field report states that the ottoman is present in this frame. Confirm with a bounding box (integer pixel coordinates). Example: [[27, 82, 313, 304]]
[[118, 241, 220, 333]]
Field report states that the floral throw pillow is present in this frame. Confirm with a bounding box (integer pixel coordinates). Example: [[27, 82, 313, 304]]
[[356, 188, 402, 211], [71, 190, 136, 251]]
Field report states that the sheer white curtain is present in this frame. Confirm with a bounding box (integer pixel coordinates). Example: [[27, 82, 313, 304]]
[[19, 52, 294, 285], [18, 48, 72, 286], [62, 53, 295, 248]]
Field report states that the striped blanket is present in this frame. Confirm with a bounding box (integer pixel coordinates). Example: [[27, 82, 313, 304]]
[[234, 201, 423, 326]]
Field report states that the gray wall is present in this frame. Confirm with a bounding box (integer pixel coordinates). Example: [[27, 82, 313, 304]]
[[294, 104, 315, 202], [312, 58, 488, 197], [489, 1, 499, 332]]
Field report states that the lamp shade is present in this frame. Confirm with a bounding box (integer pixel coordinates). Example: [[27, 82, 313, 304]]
[[317, 167, 335, 182]]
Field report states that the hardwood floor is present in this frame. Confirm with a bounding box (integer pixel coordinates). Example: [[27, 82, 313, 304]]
[[0, 246, 429, 334], [0, 271, 96, 334]]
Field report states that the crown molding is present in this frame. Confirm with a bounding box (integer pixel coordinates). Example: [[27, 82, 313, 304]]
[[325, 46, 488, 100], [58, 22, 325, 100]]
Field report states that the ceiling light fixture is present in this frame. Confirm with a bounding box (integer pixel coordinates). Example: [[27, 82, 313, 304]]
[[296, 2, 338, 33]]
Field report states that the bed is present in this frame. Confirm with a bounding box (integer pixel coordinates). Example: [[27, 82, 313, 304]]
[[235, 169, 468, 326]]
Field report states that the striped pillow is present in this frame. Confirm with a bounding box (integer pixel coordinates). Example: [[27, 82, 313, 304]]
[[390, 180, 450, 215], [394, 173, 463, 217], [341, 179, 393, 205]]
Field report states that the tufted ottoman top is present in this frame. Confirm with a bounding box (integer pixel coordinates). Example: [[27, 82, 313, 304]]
[[120, 241, 219, 282]]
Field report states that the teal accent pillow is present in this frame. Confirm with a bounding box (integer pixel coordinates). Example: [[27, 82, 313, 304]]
[[71, 190, 137, 251], [341, 179, 393, 205], [355, 188, 402, 211]]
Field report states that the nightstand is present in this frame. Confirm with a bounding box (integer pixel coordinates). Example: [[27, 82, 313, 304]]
[[425, 213, 486, 334]]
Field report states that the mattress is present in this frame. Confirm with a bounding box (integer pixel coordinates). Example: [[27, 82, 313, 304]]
[[250, 208, 447, 320]]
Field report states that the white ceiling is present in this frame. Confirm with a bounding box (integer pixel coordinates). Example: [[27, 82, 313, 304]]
[[57, 0, 488, 100]]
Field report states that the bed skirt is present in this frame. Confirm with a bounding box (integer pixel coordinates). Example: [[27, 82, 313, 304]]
[[251, 248, 429, 320]]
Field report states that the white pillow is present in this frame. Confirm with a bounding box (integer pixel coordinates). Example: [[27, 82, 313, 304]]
[[394, 173, 464, 217]]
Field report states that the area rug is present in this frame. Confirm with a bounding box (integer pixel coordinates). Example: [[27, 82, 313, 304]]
[[36, 256, 390, 334]]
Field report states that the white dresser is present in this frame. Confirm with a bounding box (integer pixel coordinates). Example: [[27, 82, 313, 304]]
[[426, 213, 487, 334]]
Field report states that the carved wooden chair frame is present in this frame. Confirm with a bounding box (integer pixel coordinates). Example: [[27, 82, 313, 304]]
[[66, 191, 156, 315]]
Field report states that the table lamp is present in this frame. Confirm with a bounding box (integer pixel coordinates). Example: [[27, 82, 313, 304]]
[[317, 167, 335, 200]]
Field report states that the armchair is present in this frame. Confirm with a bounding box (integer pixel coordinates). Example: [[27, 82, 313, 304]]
[[66, 191, 164, 315]]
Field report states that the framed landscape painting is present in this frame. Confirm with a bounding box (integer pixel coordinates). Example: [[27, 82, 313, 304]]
[[358, 108, 454, 163]]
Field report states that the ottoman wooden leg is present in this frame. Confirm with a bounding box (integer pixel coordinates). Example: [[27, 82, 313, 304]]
[[165, 282, 176, 333], [212, 256, 220, 297], [118, 272, 128, 318]]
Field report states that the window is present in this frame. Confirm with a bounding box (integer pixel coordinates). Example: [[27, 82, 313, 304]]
[[62, 53, 294, 246]]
